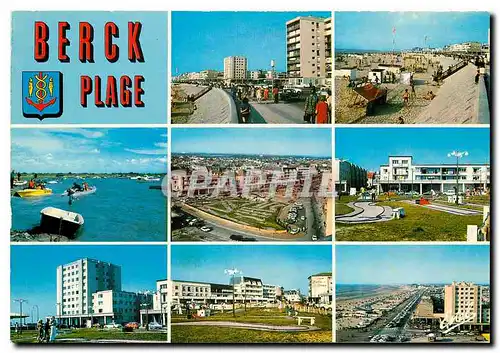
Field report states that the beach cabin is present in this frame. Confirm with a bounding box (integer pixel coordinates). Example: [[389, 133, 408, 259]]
[[368, 69, 385, 84], [335, 68, 357, 80]]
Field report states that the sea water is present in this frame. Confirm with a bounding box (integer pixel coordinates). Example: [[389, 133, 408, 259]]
[[11, 178, 167, 241]]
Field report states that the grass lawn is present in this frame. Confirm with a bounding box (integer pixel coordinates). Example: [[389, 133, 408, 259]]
[[335, 203, 355, 216], [432, 200, 485, 211], [466, 195, 491, 206], [336, 201, 483, 241], [11, 329, 167, 344], [171, 308, 332, 343]]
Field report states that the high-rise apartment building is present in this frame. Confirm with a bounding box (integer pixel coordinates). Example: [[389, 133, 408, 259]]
[[286, 16, 332, 85], [444, 282, 489, 325], [224, 56, 248, 81], [56, 258, 122, 320]]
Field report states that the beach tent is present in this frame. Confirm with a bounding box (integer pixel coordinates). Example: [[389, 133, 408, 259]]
[[351, 83, 388, 116]]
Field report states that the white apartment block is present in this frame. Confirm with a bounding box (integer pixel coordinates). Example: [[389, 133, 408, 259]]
[[224, 56, 248, 81], [284, 289, 302, 303], [308, 272, 332, 305], [56, 258, 121, 326], [444, 282, 490, 329], [378, 156, 490, 194], [92, 290, 146, 325], [171, 277, 282, 305], [139, 279, 168, 327], [286, 16, 331, 86]]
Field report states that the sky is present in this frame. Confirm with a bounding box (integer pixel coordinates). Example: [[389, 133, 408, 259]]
[[172, 11, 330, 74], [335, 127, 490, 171], [336, 245, 490, 285], [172, 245, 331, 294], [10, 245, 167, 321], [172, 128, 332, 157], [12, 12, 167, 124], [336, 12, 490, 51], [11, 128, 167, 173]]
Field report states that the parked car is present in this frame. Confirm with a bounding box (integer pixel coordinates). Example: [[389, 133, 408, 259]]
[[104, 322, 122, 329], [148, 321, 163, 330], [125, 322, 140, 329], [200, 226, 213, 232], [311, 234, 318, 241]]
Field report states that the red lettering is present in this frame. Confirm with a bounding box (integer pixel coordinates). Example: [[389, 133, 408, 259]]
[[104, 22, 119, 63], [134, 75, 145, 107], [34, 22, 49, 62], [120, 76, 132, 107], [79, 22, 94, 63], [105, 76, 118, 107], [94, 76, 104, 107], [58, 22, 70, 62], [128, 22, 144, 62], [80, 76, 92, 107]]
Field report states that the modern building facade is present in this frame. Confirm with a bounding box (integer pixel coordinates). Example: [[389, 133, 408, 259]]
[[444, 282, 490, 329], [224, 56, 248, 81], [286, 16, 331, 86], [308, 272, 332, 305], [378, 156, 490, 194], [284, 289, 302, 303], [139, 279, 168, 327], [56, 258, 122, 326], [334, 159, 368, 194], [171, 277, 282, 305]]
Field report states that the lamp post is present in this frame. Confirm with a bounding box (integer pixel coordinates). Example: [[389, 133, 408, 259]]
[[55, 302, 62, 328], [13, 299, 27, 331], [447, 151, 468, 205], [224, 268, 242, 318]]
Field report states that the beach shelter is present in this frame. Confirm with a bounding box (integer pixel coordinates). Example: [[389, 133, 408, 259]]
[[351, 83, 388, 116]]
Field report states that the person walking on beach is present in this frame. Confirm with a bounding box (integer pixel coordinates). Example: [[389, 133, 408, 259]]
[[272, 86, 279, 104], [304, 87, 318, 123], [315, 96, 329, 124], [402, 89, 410, 106]]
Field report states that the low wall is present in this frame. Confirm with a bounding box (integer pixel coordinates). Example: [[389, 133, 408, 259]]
[[477, 75, 490, 124]]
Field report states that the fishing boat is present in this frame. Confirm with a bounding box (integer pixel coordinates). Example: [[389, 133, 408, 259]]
[[13, 188, 52, 198], [47, 180, 58, 184], [40, 207, 84, 238], [61, 186, 97, 197], [13, 180, 27, 187]]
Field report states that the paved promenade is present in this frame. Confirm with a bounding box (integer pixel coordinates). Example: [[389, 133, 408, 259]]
[[179, 84, 237, 124], [172, 321, 318, 332], [250, 102, 305, 124], [335, 202, 393, 224], [415, 63, 480, 124]]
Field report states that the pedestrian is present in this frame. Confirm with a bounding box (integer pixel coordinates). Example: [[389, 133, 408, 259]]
[[240, 97, 251, 124], [44, 318, 50, 343], [475, 69, 480, 84], [49, 316, 57, 343], [402, 89, 410, 106], [410, 81, 416, 99], [263, 87, 269, 101], [37, 319, 44, 342], [398, 116, 405, 124], [256, 87, 262, 102], [10, 169, 15, 189], [303, 87, 318, 123], [272, 86, 279, 104], [315, 96, 329, 124], [326, 89, 332, 123], [17, 171, 21, 181]]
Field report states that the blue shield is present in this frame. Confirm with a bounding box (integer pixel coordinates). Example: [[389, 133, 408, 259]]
[[22, 71, 63, 119]]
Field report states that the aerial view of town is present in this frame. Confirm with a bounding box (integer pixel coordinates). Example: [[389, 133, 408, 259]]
[[10, 245, 168, 344], [170, 245, 332, 343], [335, 12, 490, 124], [171, 128, 332, 242], [335, 127, 490, 242], [336, 245, 490, 343], [171, 11, 332, 124]]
